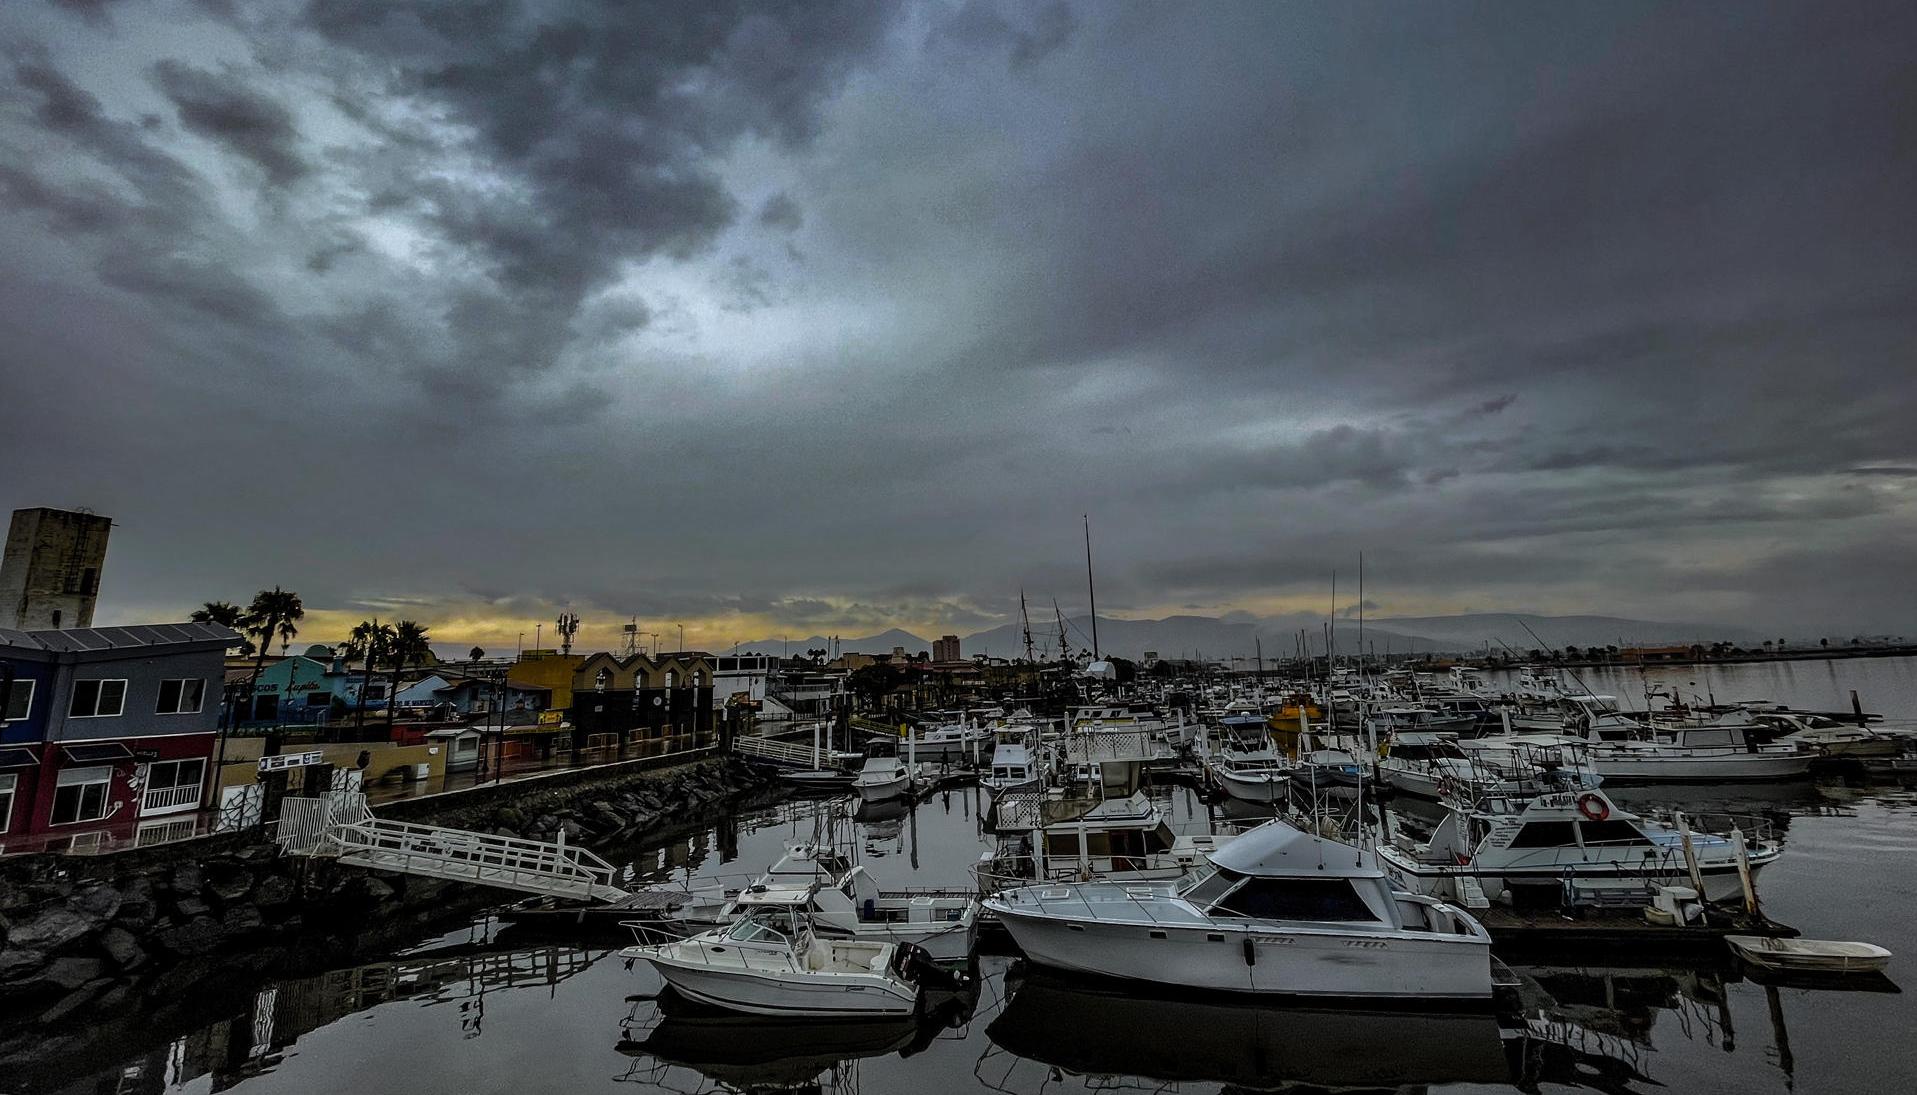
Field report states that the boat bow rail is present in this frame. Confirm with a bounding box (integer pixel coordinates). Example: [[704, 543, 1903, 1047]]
[[277, 793, 630, 903]]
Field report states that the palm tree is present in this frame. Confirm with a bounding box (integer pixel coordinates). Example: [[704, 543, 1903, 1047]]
[[191, 600, 256, 656], [345, 618, 395, 728], [241, 586, 304, 704], [469, 645, 485, 664], [387, 620, 432, 722]]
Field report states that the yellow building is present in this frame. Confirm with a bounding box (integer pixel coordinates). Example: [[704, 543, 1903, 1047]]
[[509, 651, 586, 710]]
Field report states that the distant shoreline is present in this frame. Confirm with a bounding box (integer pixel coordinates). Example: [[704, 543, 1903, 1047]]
[[1473, 646, 1917, 671]]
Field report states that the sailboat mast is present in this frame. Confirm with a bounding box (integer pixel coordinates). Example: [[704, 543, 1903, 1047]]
[[1083, 514, 1100, 659], [1020, 589, 1036, 665], [1358, 552, 1365, 686]]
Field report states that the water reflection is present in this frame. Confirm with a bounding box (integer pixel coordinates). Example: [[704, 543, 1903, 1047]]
[[9, 762, 1914, 1095], [14, 942, 606, 1095], [981, 963, 1509, 1092]]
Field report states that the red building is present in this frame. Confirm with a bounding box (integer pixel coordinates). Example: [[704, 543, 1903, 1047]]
[[1, 622, 237, 854]]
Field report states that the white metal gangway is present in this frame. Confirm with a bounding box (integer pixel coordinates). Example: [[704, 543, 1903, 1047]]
[[277, 793, 630, 903], [731, 733, 829, 768]]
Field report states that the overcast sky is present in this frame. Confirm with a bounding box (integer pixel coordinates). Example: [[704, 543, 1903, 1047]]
[[2, 0, 1913, 652]]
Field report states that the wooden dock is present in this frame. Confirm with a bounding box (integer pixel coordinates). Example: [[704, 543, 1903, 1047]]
[[1478, 905, 1796, 961]]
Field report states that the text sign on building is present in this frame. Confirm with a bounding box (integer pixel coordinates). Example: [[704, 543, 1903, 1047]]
[[258, 750, 326, 774]]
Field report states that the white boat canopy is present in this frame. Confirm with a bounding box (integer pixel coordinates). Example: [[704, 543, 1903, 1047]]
[[1208, 821, 1382, 880]]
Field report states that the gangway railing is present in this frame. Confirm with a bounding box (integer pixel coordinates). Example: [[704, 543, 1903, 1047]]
[[731, 734, 828, 768], [278, 794, 629, 903]]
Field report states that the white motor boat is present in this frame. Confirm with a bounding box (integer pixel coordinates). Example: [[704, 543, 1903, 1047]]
[[1376, 732, 1508, 799], [1726, 935, 1892, 974], [740, 843, 979, 962], [624, 891, 928, 1017], [985, 819, 1493, 1000], [1580, 726, 1814, 783], [1378, 788, 1782, 905], [1746, 712, 1908, 759], [980, 725, 1051, 802], [1291, 747, 1364, 792], [906, 716, 995, 763], [1454, 734, 1604, 792], [853, 743, 915, 803], [976, 788, 1233, 893], [1203, 722, 1290, 804]]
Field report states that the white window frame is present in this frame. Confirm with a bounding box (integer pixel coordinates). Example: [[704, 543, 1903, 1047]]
[[154, 678, 206, 716], [0, 772, 16, 834], [3, 678, 33, 722], [69, 678, 128, 719], [141, 758, 206, 815], [51, 765, 113, 826]]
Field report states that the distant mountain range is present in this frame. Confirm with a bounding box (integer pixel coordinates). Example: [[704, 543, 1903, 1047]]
[[735, 613, 1769, 662], [1367, 614, 1770, 652]]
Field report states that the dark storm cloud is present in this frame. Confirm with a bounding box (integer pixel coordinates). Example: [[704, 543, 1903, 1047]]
[[1, 0, 1914, 642], [150, 60, 307, 186]]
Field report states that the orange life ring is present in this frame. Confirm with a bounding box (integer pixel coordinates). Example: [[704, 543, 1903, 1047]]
[[1576, 793, 1610, 822]]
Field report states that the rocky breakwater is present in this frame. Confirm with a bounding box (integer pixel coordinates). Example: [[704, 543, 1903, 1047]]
[[0, 756, 779, 1050]]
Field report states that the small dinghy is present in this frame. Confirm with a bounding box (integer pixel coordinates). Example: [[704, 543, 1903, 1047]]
[[1726, 935, 1892, 974]]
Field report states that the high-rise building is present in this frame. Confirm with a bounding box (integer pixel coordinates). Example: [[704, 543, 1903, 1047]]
[[1, 507, 113, 630], [933, 634, 962, 662]]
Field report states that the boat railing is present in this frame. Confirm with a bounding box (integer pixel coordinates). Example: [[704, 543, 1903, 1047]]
[[620, 920, 690, 948], [1661, 812, 1781, 847]]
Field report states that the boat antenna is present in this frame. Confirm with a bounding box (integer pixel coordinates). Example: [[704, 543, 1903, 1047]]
[[1083, 514, 1101, 659]]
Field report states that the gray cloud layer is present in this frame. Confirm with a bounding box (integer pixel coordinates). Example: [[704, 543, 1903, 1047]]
[[1, 0, 1913, 645]]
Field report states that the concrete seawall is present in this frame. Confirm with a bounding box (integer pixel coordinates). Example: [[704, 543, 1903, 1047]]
[[0, 755, 781, 1042]]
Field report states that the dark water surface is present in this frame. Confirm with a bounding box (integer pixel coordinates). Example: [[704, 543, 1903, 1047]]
[[27, 659, 1917, 1095]]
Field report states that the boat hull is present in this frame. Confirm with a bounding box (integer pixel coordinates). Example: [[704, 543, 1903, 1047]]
[[855, 774, 911, 803], [1215, 768, 1289, 804], [992, 909, 1491, 1000], [642, 957, 919, 1017], [1591, 752, 1812, 783]]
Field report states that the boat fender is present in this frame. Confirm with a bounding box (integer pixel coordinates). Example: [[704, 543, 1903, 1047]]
[[1577, 793, 1610, 822], [1243, 938, 1257, 967]]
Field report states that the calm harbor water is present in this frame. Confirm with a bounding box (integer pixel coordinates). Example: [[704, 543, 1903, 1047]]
[[19, 657, 1917, 1095]]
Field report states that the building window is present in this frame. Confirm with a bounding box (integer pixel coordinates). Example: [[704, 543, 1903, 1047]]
[[0, 772, 15, 834], [155, 678, 206, 715], [252, 694, 279, 722], [52, 765, 113, 826], [363, 684, 386, 701], [69, 679, 128, 718], [142, 758, 205, 813], [595, 669, 611, 692], [2, 679, 32, 722]]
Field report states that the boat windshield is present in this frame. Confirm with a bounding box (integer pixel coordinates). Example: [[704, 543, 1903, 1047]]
[[726, 908, 799, 946], [1177, 865, 1244, 906]]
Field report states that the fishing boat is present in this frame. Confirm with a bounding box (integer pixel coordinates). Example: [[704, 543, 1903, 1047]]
[[1377, 788, 1781, 905], [1291, 747, 1365, 792], [623, 891, 930, 1017], [984, 819, 1494, 1000], [976, 786, 1231, 893], [740, 842, 978, 962], [1203, 721, 1291, 804], [853, 741, 914, 804], [1579, 725, 1814, 783], [979, 723, 1051, 802], [1726, 935, 1892, 974], [1745, 712, 1908, 759], [1375, 732, 1508, 799]]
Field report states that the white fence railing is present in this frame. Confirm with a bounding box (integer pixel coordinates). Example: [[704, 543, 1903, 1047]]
[[141, 783, 203, 812]]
